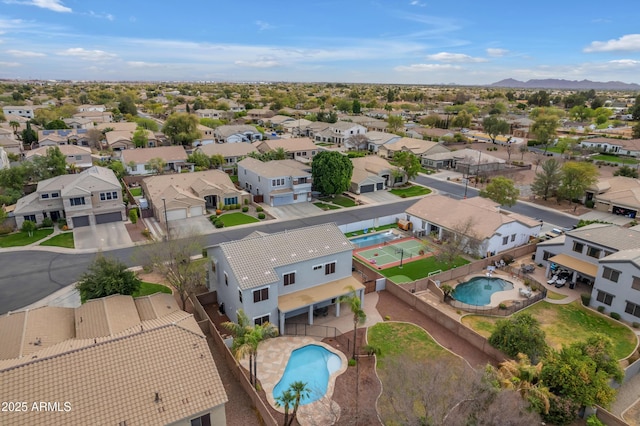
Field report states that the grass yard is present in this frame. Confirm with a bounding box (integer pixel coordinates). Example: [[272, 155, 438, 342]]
[[40, 232, 74, 248], [0, 229, 54, 248], [377, 255, 469, 282], [129, 187, 142, 196], [218, 212, 260, 227], [133, 281, 172, 298], [318, 195, 357, 207], [389, 184, 432, 198], [461, 300, 636, 360], [592, 154, 638, 165], [346, 223, 397, 237], [313, 202, 341, 210], [545, 290, 567, 300]]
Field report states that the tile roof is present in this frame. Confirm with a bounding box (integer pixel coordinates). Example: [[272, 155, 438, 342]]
[[196, 142, 257, 157], [601, 248, 640, 267], [215, 124, 260, 138], [121, 146, 188, 164], [238, 157, 311, 178], [256, 137, 317, 153], [567, 223, 640, 251], [382, 137, 449, 155], [25, 144, 91, 159], [211, 223, 353, 290]]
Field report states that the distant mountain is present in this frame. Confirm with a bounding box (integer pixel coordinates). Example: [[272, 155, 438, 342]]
[[490, 78, 640, 91]]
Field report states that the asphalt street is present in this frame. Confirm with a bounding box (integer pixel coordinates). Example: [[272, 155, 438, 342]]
[[0, 178, 578, 314]]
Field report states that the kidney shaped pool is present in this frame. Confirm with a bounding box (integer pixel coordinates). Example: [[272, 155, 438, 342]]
[[453, 276, 514, 306]]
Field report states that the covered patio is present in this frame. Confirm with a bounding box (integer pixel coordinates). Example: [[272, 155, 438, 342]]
[[277, 277, 365, 335], [546, 253, 597, 287]]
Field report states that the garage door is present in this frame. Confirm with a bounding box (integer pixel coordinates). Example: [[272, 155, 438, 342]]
[[376, 182, 384, 190], [360, 184, 375, 193], [72, 216, 90, 228], [272, 196, 293, 206], [95, 211, 122, 224], [166, 209, 187, 221], [189, 206, 203, 217]]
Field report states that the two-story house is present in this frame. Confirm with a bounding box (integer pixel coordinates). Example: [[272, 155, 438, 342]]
[[25, 145, 93, 171], [237, 157, 312, 206], [206, 223, 365, 334], [214, 124, 263, 143], [14, 166, 125, 229], [253, 137, 318, 161], [405, 195, 542, 257], [313, 122, 367, 145], [350, 155, 405, 194], [121, 146, 192, 175], [362, 131, 401, 153], [2, 105, 35, 119]]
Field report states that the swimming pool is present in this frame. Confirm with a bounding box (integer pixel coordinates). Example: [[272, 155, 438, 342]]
[[272, 344, 342, 405], [350, 231, 397, 248], [453, 276, 514, 306]]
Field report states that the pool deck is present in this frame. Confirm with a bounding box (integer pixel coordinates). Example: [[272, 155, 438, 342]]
[[244, 336, 348, 424], [451, 270, 540, 309]]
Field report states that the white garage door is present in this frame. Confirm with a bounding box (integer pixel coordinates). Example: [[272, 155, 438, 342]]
[[189, 206, 203, 217], [166, 209, 187, 221]]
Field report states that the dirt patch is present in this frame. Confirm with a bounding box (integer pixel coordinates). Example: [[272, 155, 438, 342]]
[[125, 220, 152, 243]]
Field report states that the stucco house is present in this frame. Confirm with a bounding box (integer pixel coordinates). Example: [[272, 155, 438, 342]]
[[422, 148, 505, 173], [25, 145, 93, 170], [0, 128, 22, 155], [363, 131, 401, 153], [580, 137, 640, 157], [238, 157, 312, 206], [214, 124, 262, 143], [72, 110, 113, 123], [194, 124, 215, 146], [350, 156, 405, 194], [378, 137, 450, 160], [585, 176, 640, 218], [195, 108, 225, 119], [0, 293, 228, 426], [195, 142, 258, 171], [141, 169, 249, 223], [121, 145, 192, 175], [405, 195, 542, 257], [14, 166, 125, 229], [2, 105, 35, 119], [253, 137, 318, 161], [206, 222, 365, 334], [313, 122, 367, 145]]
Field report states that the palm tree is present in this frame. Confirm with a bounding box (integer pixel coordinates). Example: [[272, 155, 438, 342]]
[[275, 389, 295, 426], [273, 147, 287, 160], [222, 310, 255, 385], [9, 120, 20, 135], [287, 381, 310, 426], [497, 353, 551, 414], [338, 286, 366, 360], [248, 320, 279, 389]]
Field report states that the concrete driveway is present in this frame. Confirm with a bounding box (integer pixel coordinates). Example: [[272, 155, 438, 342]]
[[168, 215, 213, 238], [578, 210, 634, 227], [262, 202, 325, 220], [73, 222, 133, 250], [357, 190, 402, 204]]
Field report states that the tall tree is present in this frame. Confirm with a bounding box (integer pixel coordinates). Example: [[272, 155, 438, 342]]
[[451, 110, 472, 129], [44, 119, 69, 130], [223, 310, 255, 386], [9, 120, 20, 134], [531, 158, 562, 200], [147, 157, 166, 175], [311, 151, 353, 197], [479, 176, 519, 207], [482, 116, 510, 143], [497, 353, 552, 415], [247, 319, 278, 389], [531, 114, 559, 155], [488, 313, 549, 363], [387, 114, 404, 133], [633, 122, 640, 139], [286, 381, 310, 426], [21, 122, 38, 147], [162, 112, 202, 146], [558, 161, 598, 210], [132, 127, 148, 148], [75, 255, 141, 302], [391, 151, 421, 184], [338, 287, 366, 360], [434, 218, 485, 262], [44, 146, 67, 177]]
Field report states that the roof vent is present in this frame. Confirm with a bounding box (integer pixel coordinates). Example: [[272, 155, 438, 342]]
[[154, 392, 161, 403], [33, 337, 41, 346]]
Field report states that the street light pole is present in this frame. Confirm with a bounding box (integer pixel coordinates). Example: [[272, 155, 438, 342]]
[[161, 197, 169, 240]]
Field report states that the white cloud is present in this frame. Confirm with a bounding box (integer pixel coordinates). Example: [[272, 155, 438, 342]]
[[235, 59, 280, 68], [0, 61, 20, 67], [126, 61, 164, 68], [584, 34, 640, 52], [6, 49, 45, 57], [486, 48, 508, 57], [395, 63, 461, 71], [255, 20, 273, 31], [607, 59, 640, 68], [410, 0, 426, 6], [6, 0, 72, 13], [57, 48, 117, 61], [425, 52, 487, 63], [87, 11, 115, 21]]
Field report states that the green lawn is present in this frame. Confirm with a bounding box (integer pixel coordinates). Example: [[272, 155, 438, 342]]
[[40, 232, 75, 248], [133, 281, 172, 297], [376, 255, 469, 282], [461, 300, 636, 360], [230, 175, 239, 183], [346, 223, 397, 237], [318, 195, 357, 207], [389, 184, 432, 198], [0, 229, 54, 248], [218, 212, 260, 227], [592, 154, 638, 165], [313, 202, 341, 210], [129, 187, 142, 196]]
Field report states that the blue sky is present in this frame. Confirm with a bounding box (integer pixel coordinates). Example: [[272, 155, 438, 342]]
[[1, 0, 639, 84]]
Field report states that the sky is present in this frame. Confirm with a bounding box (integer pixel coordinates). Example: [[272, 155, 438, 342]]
[[1, 0, 640, 85]]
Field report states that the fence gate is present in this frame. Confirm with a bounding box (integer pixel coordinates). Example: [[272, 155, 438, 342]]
[[375, 277, 386, 292]]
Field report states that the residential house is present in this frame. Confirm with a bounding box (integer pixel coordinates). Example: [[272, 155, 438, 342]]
[[63, 117, 95, 129], [405, 195, 542, 257], [253, 137, 318, 161], [195, 142, 258, 171], [378, 137, 450, 161], [194, 124, 215, 146], [121, 146, 192, 175], [206, 222, 365, 334], [0, 147, 9, 170], [238, 157, 312, 206], [77, 104, 106, 112], [96, 122, 137, 132], [0, 293, 228, 426], [2, 105, 35, 119], [141, 169, 249, 223], [0, 128, 22, 155], [361, 131, 400, 153], [105, 129, 158, 151], [14, 166, 125, 229], [195, 109, 225, 119], [407, 127, 455, 142], [534, 223, 640, 323], [348, 116, 389, 133], [422, 148, 505, 173], [37, 129, 92, 148], [580, 137, 640, 157], [247, 109, 276, 121], [282, 118, 313, 136], [25, 145, 93, 171], [585, 176, 640, 218], [313, 122, 367, 145], [214, 124, 263, 143], [350, 156, 405, 194], [72, 110, 113, 123], [299, 121, 330, 139]]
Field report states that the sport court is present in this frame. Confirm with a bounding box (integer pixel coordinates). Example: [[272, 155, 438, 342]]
[[353, 237, 432, 269]]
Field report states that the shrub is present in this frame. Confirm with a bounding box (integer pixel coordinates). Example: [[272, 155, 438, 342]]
[[585, 199, 595, 208], [128, 208, 138, 224], [41, 217, 54, 228], [244, 198, 249, 205], [586, 415, 605, 426], [633, 322, 640, 329], [498, 303, 507, 310], [209, 214, 217, 221], [580, 293, 591, 306], [58, 219, 67, 229], [610, 312, 621, 320], [201, 249, 208, 258], [348, 359, 356, 367], [256, 206, 263, 212], [141, 228, 151, 238], [258, 213, 266, 219], [0, 224, 13, 235], [235, 203, 241, 209], [242, 206, 249, 212], [597, 306, 605, 313], [384, 315, 391, 321], [214, 220, 224, 228]]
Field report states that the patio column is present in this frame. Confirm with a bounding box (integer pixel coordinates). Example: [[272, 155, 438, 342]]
[[571, 271, 578, 283], [545, 263, 551, 278], [336, 301, 341, 317], [359, 289, 365, 308], [308, 306, 314, 325], [279, 311, 286, 335]]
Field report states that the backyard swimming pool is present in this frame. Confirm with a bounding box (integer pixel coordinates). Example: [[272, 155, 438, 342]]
[[453, 276, 514, 306], [350, 231, 398, 248], [272, 345, 342, 405]]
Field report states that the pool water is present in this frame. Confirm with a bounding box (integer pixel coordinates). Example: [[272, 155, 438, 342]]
[[350, 231, 397, 248], [273, 345, 342, 405], [453, 276, 514, 306]]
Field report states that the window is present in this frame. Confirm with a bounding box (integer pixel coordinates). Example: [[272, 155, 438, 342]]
[[41, 193, 49, 199], [224, 272, 228, 286], [70, 197, 85, 206], [284, 272, 295, 286], [602, 267, 620, 283], [502, 236, 509, 245], [632, 276, 640, 291], [190, 413, 211, 426], [224, 197, 238, 205], [510, 234, 516, 242], [253, 287, 269, 303], [144, 164, 151, 170], [23, 215, 36, 222], [572, 242, 584, 253], [51, 192, 59, 198], [543, 251, 553, 261], [100, 191, 116, 201], [587, 246, 601, 258], [313, 264, 322, 271], [625, 302, 640, 318], [271, 178, 285, 187], [604, 250, 613, 257], [254, 314, 270, 326], [325, 262, 336, 275], [596, 290, 614, 306], [238, 290, 243, 303]]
